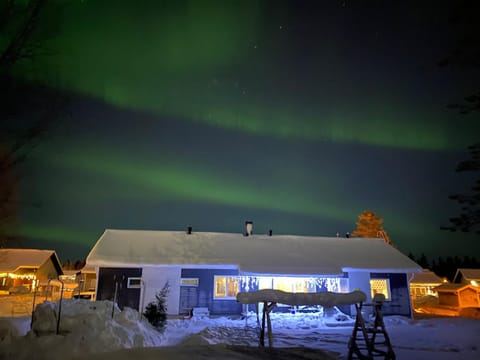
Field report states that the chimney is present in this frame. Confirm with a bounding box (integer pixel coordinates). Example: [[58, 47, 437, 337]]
[[245, 221, 253, 236], [268, 229, 272, 236], [187, 226, 192, 234]]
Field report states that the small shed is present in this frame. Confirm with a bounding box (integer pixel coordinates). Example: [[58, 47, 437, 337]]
[[435, 284, 480, 308], [76, 264, 97, 292], [0, 249, 63, 293], [410, 269, 444, 299]]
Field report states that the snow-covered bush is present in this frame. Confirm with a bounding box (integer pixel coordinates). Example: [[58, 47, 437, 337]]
[[143, 282, 169, 331]]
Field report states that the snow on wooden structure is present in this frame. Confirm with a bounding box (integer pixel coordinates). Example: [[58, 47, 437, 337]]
[[237, 289, 367, 348], [237, 289, 367, 307], [236, 289, 395, 359]]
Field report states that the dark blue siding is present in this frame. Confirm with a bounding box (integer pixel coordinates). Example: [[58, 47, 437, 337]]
[[180, 268, 242, 315], [97, 267, 142, 311], [370, 273, 411, 316]]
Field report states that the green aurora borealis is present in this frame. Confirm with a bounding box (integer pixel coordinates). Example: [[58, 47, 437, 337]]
[[5, 0, 480, 260], [31, 0, 474, 150]]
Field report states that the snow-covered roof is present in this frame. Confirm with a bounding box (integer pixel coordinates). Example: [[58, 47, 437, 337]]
[[453, 268, 480, 283], [410, 269, 443, 285], [0, 248, 62, 273], [86, 229, 421, 276], [78, 264, 96, 274]]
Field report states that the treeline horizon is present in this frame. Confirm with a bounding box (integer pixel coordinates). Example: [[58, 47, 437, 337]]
[[62, 259, 86, 270], [408, 253, 480, 281]]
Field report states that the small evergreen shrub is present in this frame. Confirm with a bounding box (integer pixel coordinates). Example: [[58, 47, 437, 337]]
[[143, 282, 170, 331]]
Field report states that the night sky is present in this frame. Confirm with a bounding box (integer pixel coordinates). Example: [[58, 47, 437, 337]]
[[8, 0, 480, 261]]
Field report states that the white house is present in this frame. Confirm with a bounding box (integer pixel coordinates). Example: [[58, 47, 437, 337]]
[[86, 227, 421, 317]]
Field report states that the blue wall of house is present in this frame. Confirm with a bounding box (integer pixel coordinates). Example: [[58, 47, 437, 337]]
[[177, 269, 412, 317], [370, 273, 411, 316], [180, 268, 243, 315]]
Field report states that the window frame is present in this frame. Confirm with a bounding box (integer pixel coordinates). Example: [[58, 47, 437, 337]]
[[180, 278, 199, 287], [369, 278, 391, 301], [213, 275, 239, 300], [127, 277, 142, 289]]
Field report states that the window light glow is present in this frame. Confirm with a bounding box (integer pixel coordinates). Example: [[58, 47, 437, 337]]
[[214, 276, 238, 299], [214, 275, 349, 299], [370, 279, 391, 300]]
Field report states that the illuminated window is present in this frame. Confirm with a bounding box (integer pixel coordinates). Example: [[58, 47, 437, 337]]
[[370, 279, 391, 300], [273, 277, 310, 293], [257, 276, 348, 293], [258, 277, 273, 290], [273, 278, 294, 292], [214, 276, 239, 299]]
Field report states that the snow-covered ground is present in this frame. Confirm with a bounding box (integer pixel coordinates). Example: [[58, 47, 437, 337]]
[[0, 299, 479, 360]]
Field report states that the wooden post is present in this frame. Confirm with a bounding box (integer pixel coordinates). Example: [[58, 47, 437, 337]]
[[259, 301, 266, 347], [266, 302, 273, 348]]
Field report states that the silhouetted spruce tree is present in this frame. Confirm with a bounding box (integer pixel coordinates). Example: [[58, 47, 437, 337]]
[[438, 1, 480, 234], [62, 259, 73, 270], [441, 143, 480, 233], [74, 259, 85, 270], [1, 0, 66, 246], [417, 253, 430, 269], [143, 282, 170, 332]]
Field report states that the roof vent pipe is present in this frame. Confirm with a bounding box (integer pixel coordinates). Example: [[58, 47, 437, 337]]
[[245, 221, 253, 236], [187, 226, 192, 234]]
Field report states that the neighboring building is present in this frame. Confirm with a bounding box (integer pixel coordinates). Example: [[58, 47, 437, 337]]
[[433, 268, 480, 309], [86, 227, 422, 317], [453, 268, 480, 287], [0, 249, 63, 293], [435, 284, 480, 308], [76, 264, 97, 292], [410, 269, 444, 299], [59, 270, 81, 299]]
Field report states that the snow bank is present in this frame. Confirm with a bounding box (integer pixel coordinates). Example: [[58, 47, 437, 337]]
[[1, 300, 480, 360], [0, 299, 164, 360]]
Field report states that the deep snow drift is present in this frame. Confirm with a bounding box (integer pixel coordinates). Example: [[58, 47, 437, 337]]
[[0, 299, 479, 360]]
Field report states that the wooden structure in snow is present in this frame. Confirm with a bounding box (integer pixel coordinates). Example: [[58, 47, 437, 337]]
[[237, 290, 395, 359], [347, 294, 395, 359], [237, 289, 367, 347]]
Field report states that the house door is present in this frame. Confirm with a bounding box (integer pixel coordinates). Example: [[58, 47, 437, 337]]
[[179, 286, 198, 315], [97, 267, 142, 311]]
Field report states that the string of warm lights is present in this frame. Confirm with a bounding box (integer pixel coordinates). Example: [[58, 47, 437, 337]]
[[0, 273, 37, 280]]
